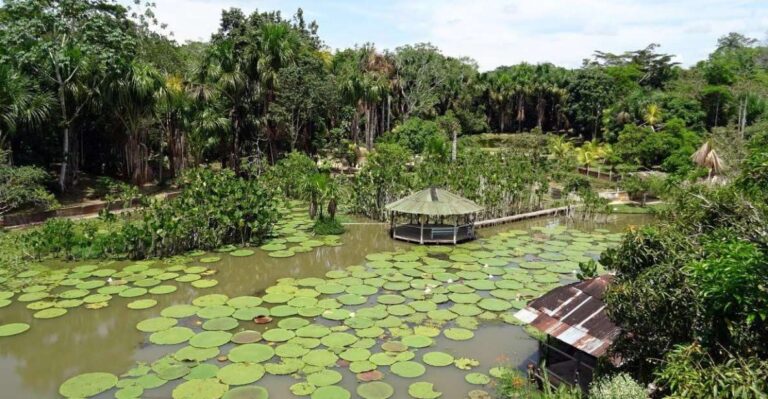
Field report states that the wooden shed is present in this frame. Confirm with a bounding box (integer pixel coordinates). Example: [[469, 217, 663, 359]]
[[514, 275, 621, 390]]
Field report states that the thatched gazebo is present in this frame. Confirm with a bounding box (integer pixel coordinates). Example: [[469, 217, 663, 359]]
[[385, 188, 483, 244]]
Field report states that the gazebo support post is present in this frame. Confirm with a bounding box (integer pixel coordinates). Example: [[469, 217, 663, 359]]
[[419, 215, 424, 244], [390, 212, 395, 238], [453, 215, 458, 244]]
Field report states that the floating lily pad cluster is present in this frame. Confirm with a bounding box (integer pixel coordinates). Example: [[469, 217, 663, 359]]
[[57, 224, 622, 398], [0, 259, 220, 336], [0, 202, 350, 338], [259, 203, 342, 258]]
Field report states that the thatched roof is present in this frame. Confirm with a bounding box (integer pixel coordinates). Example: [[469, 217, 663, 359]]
[[385, 188, 483, 216], [691, 141, 725, 176]]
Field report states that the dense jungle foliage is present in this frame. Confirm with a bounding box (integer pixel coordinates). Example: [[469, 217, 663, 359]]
[[22, 168, 276, 259], [0, 1, 766, 209], [601, 132, 768, 397]]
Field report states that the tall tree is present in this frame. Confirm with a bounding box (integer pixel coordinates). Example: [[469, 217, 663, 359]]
[[0, 64, 52, 153], [0, 0, 137, 191]]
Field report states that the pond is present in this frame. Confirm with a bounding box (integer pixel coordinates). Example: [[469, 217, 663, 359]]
[[0, 212, 651, 399]]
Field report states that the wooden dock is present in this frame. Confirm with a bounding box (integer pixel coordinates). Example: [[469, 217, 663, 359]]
[[475, 206, 573, 229]]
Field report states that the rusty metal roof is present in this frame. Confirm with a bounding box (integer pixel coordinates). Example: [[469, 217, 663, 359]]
[[514, 275, 620, 358]]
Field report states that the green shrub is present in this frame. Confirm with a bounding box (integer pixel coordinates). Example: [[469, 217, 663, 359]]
[[655, 343, 768, 399], [265, 151, 318, 198], [383, 117, 446, 154], [23, 168, 277, 259], [0, 152, 57, 216], [313, 216, 345, 235], [589, 373, 647, 399]]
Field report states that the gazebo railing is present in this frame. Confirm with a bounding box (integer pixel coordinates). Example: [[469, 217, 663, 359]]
[[391, 223, 475, 244]]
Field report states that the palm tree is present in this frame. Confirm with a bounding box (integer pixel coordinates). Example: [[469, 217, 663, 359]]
[[155, 74, 191, 180], [582, 140, 606, 178], [0, 65, 52, 156], [255, 22, 301, 163], [323, 176, 344, 220], [548, 136, 574, 160], [643, 103, 662, 131], [110, 62, 162, 184], [576, 145, 597, 175], [197, 40, 249, 171]]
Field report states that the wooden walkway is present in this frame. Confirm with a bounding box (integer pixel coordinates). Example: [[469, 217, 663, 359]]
[[474, 206, 573, 229]]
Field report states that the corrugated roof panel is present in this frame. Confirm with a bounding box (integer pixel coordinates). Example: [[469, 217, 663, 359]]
[[514, 276, 621, 358]]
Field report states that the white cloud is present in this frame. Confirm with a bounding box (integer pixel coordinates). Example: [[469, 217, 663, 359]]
[[136, 0, 767, 70], [392, 0, 767, 69]]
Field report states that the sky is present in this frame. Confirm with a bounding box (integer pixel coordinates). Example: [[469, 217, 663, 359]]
[[139, 0, 768, 71]]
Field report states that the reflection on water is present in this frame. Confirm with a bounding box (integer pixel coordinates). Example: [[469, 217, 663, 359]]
[[0, 214, 652, 398]]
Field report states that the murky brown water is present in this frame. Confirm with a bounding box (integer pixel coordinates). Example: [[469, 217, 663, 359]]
[[0, 214, 651, 399]]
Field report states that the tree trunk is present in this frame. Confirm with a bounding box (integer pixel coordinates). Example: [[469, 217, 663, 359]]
[[365, 105, 372, 151], [537, 97, 545, 128], [451, 129, 457, 162], [59, 125, 70, 192], [352, 109, 360, 145]]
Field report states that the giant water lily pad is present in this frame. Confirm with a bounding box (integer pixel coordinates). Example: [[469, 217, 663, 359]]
[[192, 279, 219, 289], [137, 317, 178, 333], [228, 343, 275, 363], [34, 307, 67, 319], [172, 378, 228, 399], [311, 386, 350, 399], [230, 249, 255, 257], [477, 298, 512, 312], [202, 317, 239, 331], [119, 287, 148, 298], [307, 369, 343, 386], [444, 328, 474, 341], [153, 358, 191, 380], [185, 363, 220, 380], [303, 349, 339, 367], [222, 386, 269, 399], [0, 323, 31, 337], [262, 328, 295, 342], [349, 359, 377, 373], [390, 361, 426, 378], [127, 299, 157, 310], [59, 372, 118, 398], [150, 285, 178, 295], [340, 347, 371, 362], [402, 334, 433, 348], [422, 352, 454, 367], [357, 382, 394, 399], [320, 332, 357, 347], [231, 330, 262, 344], [197, 305, 235, 319], [175, 346, 220, 362], [189, 331, 233, 348], [150, 327, 195, 345], [408, 382, 442, 399], [162, 304, 200, 318], [217, 363, 265, 385], [290, 382, 316, 396], [465, 372, 491, 385], [193, 294, 228, 306], [275, 342, 310, 358], [227, 296, 263, 308]]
